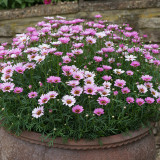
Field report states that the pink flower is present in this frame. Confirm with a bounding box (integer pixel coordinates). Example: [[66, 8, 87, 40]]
[[84, 84, 97, 95], [94, 108, 104, 116], [62, 56, 71, 64], [126, 97, 134, 104], [136, 98, 145, 106], [121, 87, 130, 94], [66, 80, 79, 87], [28, 91, 38, 98], [102, 65, 112, 71], [126, 70, 134, 76], [15, 66, 26, 74], [38, 94, 50, 105], [101, 47, 115, 53], [144, 82, 153, 88], [2, 66, 14, 75], [71, 86, 83, 96], [157, 97, 160, 104], [130, 61, 140, 67], [94, 14, 102, 18], [72, 105, 84, 114], [86, 36, 96, 44], [54, 52, 63, 56], [114, 91, 118, 96], [141, 75, 153, 82], [102, 75, 112, 81], [97, 67, 104, 72], [44, 0, 51, 5], [13, 87, 23, 93], [47, 76, 61, 83], [145, 97, 155, 104], [72, 71, 84, 80], [97, 97, 110, 105], [62, 65, 73, 76], [47, 91, 58, 99], [93, 56, 103, 62], [39, 82, 43, 87], [28, 85, 32, 89], [114, 79, 126, 88], [58, 37, 70, 44], [2, 82, 15, 92]]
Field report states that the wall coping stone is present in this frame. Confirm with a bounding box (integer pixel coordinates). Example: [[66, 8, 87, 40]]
[[0, 0, 160, 21], [0, 1, 79, 21]]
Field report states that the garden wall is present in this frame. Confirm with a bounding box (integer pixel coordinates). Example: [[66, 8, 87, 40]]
[[0, 0, 160, 44]]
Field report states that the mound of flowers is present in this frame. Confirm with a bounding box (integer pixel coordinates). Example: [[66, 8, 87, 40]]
[[0, 15, 160, 140]]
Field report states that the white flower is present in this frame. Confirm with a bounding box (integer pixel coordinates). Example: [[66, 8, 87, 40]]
[[84, 71, 96, 78], [84, 77, 95, 85], [137, 84, 148, 93], [103, 82, 112, 89], [96, 32, 106, 38], [113, 69, 125, 75], [150, 88, 159, 98], [62, 95, 76, 107], [99, 89, 111, 96], [32, 106, 44, 118], [125, 55, 137, 61]]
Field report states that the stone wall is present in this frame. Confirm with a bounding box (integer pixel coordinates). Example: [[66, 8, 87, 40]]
[[0, 1, 160, 44]]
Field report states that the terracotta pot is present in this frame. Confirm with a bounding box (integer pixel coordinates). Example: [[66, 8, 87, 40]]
[[0, 127, 156, 160]]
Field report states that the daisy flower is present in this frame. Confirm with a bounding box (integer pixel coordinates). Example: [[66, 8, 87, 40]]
[[121, 87, 130, 94], [137, 85, 148, 93], [47, 91, 58, 99], [72, 105, 84, 114], [97, 97, 110, 105], [71, 86, 83, 96], [84, 84, 97, 95], [62, 95, 76, 107], [32, 106, 44, 118], [47, 76, 61, 83], [2, 82, 15, 92], [72, 71, 84, 80], [150, 88, 159, 98], [114, 79, 126, 88], [84, 77, 94, 85], [136, 98, 145, 106], [103, 82, 112, 89], [86, 36, 96, 44], [99, 89, 110, 96], [93, 108, 104, 116], [84, 71, 96, 78], [38, 94, 50, 105], [28, 91, 38, 98], [13, 87, 23, 93], [113, 69, 125, 75], [126, 97, 134, 104], [125, 55, 137, 61], [145, 97, 155, 104], [66, 80, 80, 87], [141, 75, 153, 82], [102, 75, 112, 81]]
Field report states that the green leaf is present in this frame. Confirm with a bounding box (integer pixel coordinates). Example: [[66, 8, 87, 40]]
[[15, 0, 22, 4], [21, 3, 26, 8], [2, 0, 8, 6]]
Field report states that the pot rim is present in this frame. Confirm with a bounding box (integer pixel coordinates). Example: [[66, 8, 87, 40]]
[[4, 127, 151, 150]]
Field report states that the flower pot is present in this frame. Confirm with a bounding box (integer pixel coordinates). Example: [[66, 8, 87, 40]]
[[0, 127, 156, 160]]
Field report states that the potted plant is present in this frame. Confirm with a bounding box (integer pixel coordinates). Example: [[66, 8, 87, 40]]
[[0, 15, 159, 160]]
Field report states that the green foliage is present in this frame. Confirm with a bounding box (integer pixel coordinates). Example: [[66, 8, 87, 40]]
[[0, 0, 75, 10]]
